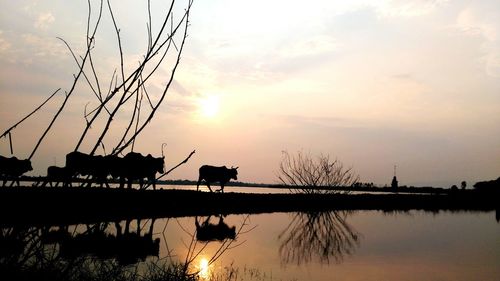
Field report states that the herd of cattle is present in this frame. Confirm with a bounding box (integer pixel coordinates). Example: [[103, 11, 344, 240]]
[[0, 152, 164, 189], [0, 152, 239, 191]]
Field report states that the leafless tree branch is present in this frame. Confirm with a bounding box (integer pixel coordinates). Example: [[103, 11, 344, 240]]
[[277, 150, 359, 194]]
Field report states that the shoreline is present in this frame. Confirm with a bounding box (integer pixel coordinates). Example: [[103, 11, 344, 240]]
[[0, 186, 498, 227]]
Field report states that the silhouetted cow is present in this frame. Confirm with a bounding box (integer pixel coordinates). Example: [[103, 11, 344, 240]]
[[195, 215, 236, 242], [42, 166, 72, 187], [0, 155, 33, 186], [118, 152, 164, 189], [196, 165, 238, 192], [65, 151, 111, 187]]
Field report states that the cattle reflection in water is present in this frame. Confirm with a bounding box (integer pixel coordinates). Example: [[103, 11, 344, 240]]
[[195, 215, 236, 242], [43, 219, 159, 265], [278, 211, 360, 265]]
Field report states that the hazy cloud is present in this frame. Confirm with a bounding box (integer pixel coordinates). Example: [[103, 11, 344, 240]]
[[171, 79, 193, 97], [270, 114, 353, 129], [373, 0, 449, 18], [34, 12, 55, 31], [391, 73, 413, 80], [22, 33, 66, 58], [457, 8, 497, 41], [165, 98, 197, 114], [456, 5, 500, 77], [0, 31, 11, 53]]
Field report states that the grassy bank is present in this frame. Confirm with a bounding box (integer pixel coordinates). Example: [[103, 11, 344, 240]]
[[0, 186, 498, 227]]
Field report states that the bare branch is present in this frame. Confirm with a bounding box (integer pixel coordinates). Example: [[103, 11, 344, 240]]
[[28, 1, 104, 160], [277, 150, 359, 194], [0, 88, 61, 139], [143, 150, 196, 190], [114, 2, 193, 154]]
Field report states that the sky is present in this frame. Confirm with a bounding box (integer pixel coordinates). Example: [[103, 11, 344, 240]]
[[0, 0, 499, 187]]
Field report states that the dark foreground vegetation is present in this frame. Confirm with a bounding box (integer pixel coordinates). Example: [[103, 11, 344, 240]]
[[0, 186, 498, 227]]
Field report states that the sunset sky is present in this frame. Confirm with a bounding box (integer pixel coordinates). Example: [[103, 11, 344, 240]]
[[1, 0, 499, 187]]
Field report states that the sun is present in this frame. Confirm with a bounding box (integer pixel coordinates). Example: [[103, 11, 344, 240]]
[[198, 95, 220, 118]]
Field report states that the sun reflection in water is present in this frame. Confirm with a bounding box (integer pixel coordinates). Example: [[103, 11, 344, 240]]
[[197, 257, 210, 279]]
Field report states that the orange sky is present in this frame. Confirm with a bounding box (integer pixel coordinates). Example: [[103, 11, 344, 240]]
[[1, 0, 499, 187]]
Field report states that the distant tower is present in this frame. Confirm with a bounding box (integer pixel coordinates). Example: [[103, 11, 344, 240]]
[[391, 165, 398, 189]]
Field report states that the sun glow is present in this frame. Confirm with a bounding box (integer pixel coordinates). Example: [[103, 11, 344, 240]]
[[198, 257, 210, 279], [198, 95, 220, 118]]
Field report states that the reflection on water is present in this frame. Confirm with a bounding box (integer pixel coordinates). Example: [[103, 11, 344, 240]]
[[43, 219, 160, 265], [1, 210, 499, 280], [0, 217, 245, 280], [278, 211, 360, 265], [197, 257, 210, 279], [195, 215, 236, 242]]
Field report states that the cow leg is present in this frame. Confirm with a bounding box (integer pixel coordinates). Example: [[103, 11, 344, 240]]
[[220, 183, 225, 193], [85, 176, 92, 188], [9, 179, 16, 187], [207, 182, 213, 192], [151, 176, 156, 190], [196, 177, 202, 191], [149, 218, 155, 235]]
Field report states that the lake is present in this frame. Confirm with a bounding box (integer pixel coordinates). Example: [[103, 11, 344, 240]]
[[158, 210, 500, 281], [2, 206, 498, 281]]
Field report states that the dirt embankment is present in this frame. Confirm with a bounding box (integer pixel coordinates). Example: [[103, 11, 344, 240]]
[[0, 186, 498, 227]]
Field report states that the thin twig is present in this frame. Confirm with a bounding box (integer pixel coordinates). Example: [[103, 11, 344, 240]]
[[0, 88, 61, 139], [143, 150, 195, 189]]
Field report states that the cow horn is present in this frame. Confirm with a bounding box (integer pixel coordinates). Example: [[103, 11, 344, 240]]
[[161, 143, 167, 158]]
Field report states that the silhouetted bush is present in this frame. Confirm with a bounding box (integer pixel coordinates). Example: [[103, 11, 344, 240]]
[[474, 177, 500, 193], [277, 151, 359, 194]]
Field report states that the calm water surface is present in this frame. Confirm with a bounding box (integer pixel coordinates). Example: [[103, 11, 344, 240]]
[[154, 210, 499, 281], [3, 186, 499, 280]]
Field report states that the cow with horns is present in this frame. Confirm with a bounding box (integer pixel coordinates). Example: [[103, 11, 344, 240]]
[[43, 166, 72, 188], [65, 151, 164, 189], [117, 152, 165, 190], [65, 151, 113, 188], [0, 155, 33, 186], [196, 165, 238, 193]]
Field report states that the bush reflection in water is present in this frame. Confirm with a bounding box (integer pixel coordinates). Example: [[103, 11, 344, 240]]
[[1, 211, 361, 280], [279, 211, 360, 266]]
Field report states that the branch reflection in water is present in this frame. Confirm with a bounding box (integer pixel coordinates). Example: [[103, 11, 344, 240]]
[[278, 211, 361, 266], [0, 215, 254, 281], [176, 214, 253, 278]]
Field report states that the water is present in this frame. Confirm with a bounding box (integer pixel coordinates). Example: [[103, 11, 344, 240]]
[[4, 209, 498, 280], [158, 184, 407, 195], [1, 183, 499, 280], [20, 181, 420, 194], [157, 211, 500, 281]]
